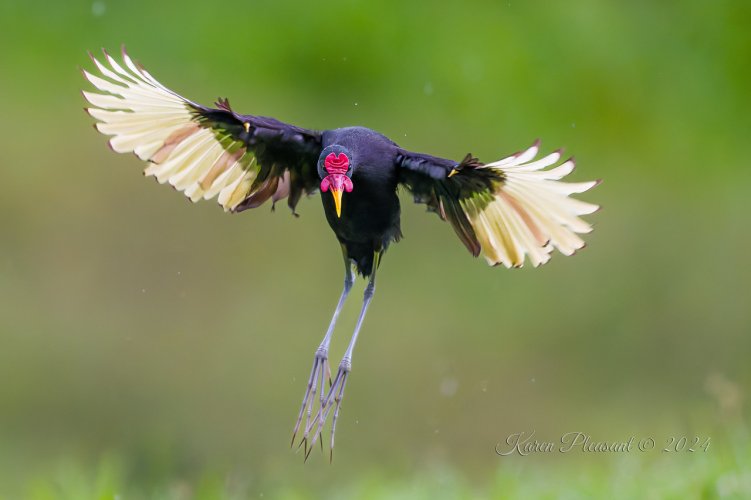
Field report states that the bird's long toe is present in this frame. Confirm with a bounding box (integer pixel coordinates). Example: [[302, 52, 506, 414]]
[[291, 351, 329, 449], [303, 360, 350, 461], [328, 367, 350, 462]]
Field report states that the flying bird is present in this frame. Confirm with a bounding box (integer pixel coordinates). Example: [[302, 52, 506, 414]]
[[82, 48, 599, 461]]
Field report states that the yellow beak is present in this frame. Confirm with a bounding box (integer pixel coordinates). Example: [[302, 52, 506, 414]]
[[331, 188, 343, 218], [448, 168, 459, 178]]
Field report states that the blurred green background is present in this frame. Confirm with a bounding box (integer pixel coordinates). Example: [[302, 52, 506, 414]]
[[1, 0, 750, 497]]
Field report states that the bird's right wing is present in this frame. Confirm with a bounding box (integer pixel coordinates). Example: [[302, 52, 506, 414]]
[[83, 48, 322, 213], [396, 141, 600, 268]]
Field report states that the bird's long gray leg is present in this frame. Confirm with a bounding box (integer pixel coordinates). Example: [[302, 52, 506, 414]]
[[305, 250, 381, 461], [291, 245, 354, 448]]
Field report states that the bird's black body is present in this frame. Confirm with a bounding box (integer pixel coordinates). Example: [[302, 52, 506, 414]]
[[186, 99, 494, 271], [83, 49, 599, 462], [320, 127, 402, 276]]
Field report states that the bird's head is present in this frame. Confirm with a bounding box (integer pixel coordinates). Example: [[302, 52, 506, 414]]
[[318, 145, 354, 218]]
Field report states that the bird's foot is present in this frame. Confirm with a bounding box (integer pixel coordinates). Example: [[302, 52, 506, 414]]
[[291, 348, 331, 453], [299, 357, 351, 462]]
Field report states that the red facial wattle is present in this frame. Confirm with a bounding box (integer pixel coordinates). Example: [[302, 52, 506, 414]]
[[320, 173, 353, 194]]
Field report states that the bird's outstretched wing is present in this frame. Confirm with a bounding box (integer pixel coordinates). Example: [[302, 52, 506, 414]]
[[83, 48, 322, 213], [396, 141, 599, 268]]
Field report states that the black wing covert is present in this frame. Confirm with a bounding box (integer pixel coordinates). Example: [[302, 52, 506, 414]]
[[396, 150, 492, 257]]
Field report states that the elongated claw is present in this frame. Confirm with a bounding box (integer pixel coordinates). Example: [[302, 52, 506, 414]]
[[291, 350, 329, 449], [329, 370, 349, 462], [300, 369, 340, 458], [303, 360, 350, 461]]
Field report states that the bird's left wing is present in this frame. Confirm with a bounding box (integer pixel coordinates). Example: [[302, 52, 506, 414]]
[[396, 141, 599, 268], [83, 49, 322, 213]]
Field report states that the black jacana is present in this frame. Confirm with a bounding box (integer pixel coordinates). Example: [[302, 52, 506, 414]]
[[83, 49, 599, 461]]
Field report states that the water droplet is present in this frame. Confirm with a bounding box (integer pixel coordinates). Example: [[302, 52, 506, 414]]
[[423, 82, 433, 95], [354, 102, 359, 106], [440, 377, 458, 397], [92, 1, 106, 16]]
